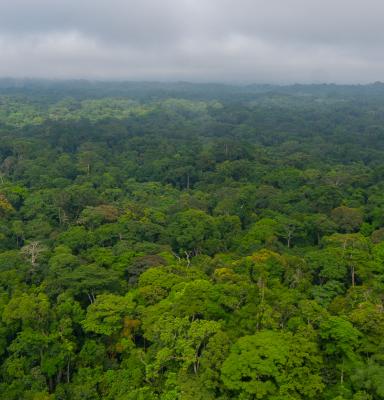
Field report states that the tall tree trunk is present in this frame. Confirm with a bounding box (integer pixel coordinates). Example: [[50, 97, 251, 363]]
[[351, 265, 355, 287], [67, 359, 71, 383]]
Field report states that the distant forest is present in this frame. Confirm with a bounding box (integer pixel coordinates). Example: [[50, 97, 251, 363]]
[[0, 80, 384, 399]]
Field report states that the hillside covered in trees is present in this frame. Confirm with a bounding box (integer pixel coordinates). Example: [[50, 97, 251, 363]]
[[1, 80, 384, 399]]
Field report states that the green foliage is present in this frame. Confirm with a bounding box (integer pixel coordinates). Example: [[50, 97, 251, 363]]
[[221, 330, 323, 399], [82, 293, 135, 335], [0, 82, 383, 398]]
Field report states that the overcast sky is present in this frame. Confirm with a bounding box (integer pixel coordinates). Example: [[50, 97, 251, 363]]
[[0, 0, 383, 83]]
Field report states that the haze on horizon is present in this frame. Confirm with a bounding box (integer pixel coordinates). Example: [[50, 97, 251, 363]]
[[1, 0, 384, 84]]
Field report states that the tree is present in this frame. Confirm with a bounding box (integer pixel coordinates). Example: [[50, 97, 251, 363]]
[[167, 209, 220, 255], [0, 193, 14, 217], [20, 241, 46, 268], [82, 293, 136, 336], [275, 215, 303, 248], [77, 205, 119, 229], [331, 206, 363, 233], [221, 330, 323, 399], [55, 264, 121, 303], [145, 315, 221, 378], [320, 316, 361, 385]]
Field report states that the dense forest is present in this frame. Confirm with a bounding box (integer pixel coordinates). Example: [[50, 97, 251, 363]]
[[1, 80, 384, 399]]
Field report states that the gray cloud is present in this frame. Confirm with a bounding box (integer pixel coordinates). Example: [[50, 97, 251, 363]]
[[0, 0, 384, 83]]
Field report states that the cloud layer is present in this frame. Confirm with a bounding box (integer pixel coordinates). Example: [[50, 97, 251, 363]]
[[1, 0, 384, 83]]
